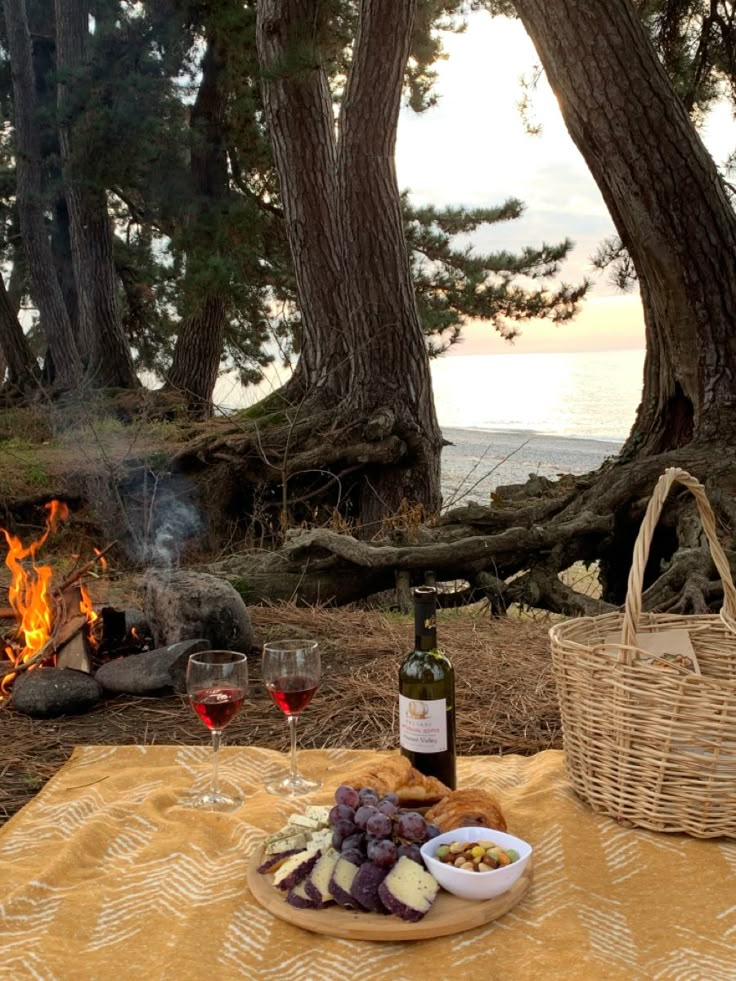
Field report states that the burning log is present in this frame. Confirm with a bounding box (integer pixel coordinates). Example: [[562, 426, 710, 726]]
[[0, 501, 115, 696]]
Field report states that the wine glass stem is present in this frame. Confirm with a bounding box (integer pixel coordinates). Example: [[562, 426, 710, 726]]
[[287, 714, 299, 782], [210, 729, 222, 796]]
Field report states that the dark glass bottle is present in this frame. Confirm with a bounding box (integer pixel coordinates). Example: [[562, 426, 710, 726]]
[[398, 586, 456, 789]]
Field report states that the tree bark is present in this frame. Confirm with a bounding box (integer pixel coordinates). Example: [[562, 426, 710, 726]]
[[256, 0, 351, 394], [336, 0, 442, 528], [55, 0, 139, 389], [3, 0, 83, 390], [257, 0, 443, 529], [165, 38, 229, 415], [513, 0, 736, 455], [27, 0, 79, 334], [0, 275, 37, 388]]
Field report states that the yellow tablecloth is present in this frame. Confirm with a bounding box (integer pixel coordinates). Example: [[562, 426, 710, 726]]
[[0, 746, 734, 980]]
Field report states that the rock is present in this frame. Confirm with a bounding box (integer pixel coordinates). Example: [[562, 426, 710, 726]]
[[95, 638, 210, 695], [12, 669, 103, 718], [124, 608, 150, 637], [144, 571, 255, 653]]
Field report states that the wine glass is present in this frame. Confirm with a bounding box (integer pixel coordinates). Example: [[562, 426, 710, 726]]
[[262, 639, 321, 796], [185, 650, 248, 811]]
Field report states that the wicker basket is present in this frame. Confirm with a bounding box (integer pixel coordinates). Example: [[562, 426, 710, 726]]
[[550, 467, 736, 838]]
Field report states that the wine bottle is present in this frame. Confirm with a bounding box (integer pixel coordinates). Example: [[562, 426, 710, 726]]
[[398, 586, 456, 789]]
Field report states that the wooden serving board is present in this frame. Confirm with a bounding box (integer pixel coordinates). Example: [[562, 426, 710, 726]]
[[247, 848, 533, 942]]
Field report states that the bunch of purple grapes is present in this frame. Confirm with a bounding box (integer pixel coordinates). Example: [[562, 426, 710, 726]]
[[329, 784, 440, 869]]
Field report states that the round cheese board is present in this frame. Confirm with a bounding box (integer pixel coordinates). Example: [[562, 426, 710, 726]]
[[246, 846, 533, 941]]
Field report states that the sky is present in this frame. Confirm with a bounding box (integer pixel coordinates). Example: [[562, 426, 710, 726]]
[[395, 11, 736, 357]]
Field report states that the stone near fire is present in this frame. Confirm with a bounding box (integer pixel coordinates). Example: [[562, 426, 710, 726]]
[[144, 571, 255, 653], [95, 639, 210, 695], [12, 668, 103, 718], [124, 609, 150, 637]]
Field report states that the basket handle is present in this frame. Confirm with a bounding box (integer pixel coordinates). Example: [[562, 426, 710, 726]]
[[622, 467, 736, 647]]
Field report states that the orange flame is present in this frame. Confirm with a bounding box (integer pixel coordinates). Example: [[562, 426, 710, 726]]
[[79, 584, 100, 647], [93, 547, 108, 574], [1, 501, 70, 692]]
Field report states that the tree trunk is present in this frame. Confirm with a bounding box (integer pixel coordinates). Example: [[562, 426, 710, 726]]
[[165, 38, 229, 416], [27, 0, 79, 334], [257, 0, 443, 528], [336, 0, 442, 528], [55, 0, 139, 390], [256, 0, 352, 394], [514, 0, 736, 455], [0, 275, 37, 388], [3, 0, 83, 390]]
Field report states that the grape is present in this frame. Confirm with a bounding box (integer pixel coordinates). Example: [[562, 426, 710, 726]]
[[367, 838, 398, 869], [354, 804, 378, 830], [329, 803, 355, 825], [382, 792, 399, 806], [341, 848, 365, 866], [376, 799, 398, 818], [358, 787, 379, 805], [425, 823, 441, 840], [342, 831, 366, 853], [365, 812, 392, 839], [396, 811, 428, 843], [335, 785, 360, 809], [331, 817, 356, 849], [397, 843, 423, 865]]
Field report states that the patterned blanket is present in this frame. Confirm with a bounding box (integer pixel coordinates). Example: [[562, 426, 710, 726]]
[[0, 746, 734, 980]]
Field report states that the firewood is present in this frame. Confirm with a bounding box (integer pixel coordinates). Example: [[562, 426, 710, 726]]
[[54, 541, 117, 595]]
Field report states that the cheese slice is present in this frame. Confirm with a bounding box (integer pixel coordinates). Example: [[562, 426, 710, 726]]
[[304, 805, 331, 826], [305, 847, 340, 905], [306, 828, 333, 853], [273, 849, 319, 888], [287, 813, 325, 831], [264, 828, 307, 855]]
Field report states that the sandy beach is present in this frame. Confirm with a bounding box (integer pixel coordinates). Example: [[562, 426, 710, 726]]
[[441, 426, 622, 507]]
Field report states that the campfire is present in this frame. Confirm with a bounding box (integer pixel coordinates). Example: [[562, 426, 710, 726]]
[[0, 502, 144, 699]]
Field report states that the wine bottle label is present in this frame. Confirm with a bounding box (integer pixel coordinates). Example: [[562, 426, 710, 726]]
[[398, 694, 448, 753]]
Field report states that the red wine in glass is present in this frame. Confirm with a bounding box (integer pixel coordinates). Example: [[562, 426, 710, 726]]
[[185, 650, 248, 811], [266, 676, 318, 716], [262, 640, 321, 796], [191, 686, 246, 730]]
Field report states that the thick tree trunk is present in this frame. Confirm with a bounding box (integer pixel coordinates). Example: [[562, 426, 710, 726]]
[[3, 0, 83, 390], [336, 0, 442, 527], [0, 276, 37, 388], [257, 0, 442, 528], [165, 39, 229, 416], [55, 0, 139, 390], [27, 0, 79, 334], [256, 0, 352, 394], [514, 0, 736, 454]]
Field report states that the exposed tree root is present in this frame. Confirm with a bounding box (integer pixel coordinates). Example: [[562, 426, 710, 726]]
[[201, 434, 736, 616]]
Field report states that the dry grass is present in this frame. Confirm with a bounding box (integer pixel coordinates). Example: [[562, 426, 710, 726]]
[[0, 603, 558, 826]]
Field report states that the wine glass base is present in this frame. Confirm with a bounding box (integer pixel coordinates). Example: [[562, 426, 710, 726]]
[[265, 774, 322, 797], [181, 790, 243, 812]]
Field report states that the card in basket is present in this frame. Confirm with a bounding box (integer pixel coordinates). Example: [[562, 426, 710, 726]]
[[602, 628, 701, 674]]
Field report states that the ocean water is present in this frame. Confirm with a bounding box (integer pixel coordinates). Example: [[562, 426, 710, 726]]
[[213, 348, 646, 507], [435, 349, 645, 505]]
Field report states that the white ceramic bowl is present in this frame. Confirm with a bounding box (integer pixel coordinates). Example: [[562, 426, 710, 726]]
[[420, 826, 532, 901]]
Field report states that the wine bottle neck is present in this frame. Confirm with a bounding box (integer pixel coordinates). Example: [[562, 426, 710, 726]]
[[414, 590, 437, 651], [415, 630, 437, 651]]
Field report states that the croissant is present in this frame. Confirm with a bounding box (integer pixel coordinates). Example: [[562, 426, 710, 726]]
[[425, 789, 507, 834], [347, 755, 451, 805]]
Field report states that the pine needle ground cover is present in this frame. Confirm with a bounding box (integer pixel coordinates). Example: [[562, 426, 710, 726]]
[[0, 604, 557, 825]]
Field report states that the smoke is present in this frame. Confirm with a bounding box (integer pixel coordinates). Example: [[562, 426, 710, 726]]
[[138, 479, 203, 569]]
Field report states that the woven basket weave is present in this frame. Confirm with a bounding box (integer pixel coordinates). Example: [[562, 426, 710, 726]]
[[550, 467, 736, 838]]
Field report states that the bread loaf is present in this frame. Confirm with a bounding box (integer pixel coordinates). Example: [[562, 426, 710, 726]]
[[347, 754, 451, 805], [425, 788, 507, 833]]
